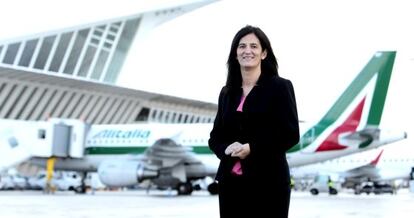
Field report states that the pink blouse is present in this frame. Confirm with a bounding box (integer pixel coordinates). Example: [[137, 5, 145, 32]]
[[232, 95, 246, 175], [237, 95, 246, 112]]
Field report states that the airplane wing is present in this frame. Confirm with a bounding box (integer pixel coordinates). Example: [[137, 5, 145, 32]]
[[339, 150, 384, 187], [97, 138, 216, 195], [143, 138, 196, 167], [141, 138, 207, 182]]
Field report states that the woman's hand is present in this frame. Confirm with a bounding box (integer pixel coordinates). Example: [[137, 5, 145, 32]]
[[225, 142, 243, 155], [225, 142, 250, 159]]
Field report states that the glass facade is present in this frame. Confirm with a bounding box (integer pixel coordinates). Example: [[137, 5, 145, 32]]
[[0, 17, 141, 84]]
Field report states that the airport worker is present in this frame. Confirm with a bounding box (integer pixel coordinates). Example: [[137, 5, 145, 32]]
[[290, 176, 296, 190], [328, 177, 335, 194], [209, 25, 300, 218]]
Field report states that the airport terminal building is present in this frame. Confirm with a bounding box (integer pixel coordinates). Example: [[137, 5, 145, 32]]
[[0, 0, 217, 124]]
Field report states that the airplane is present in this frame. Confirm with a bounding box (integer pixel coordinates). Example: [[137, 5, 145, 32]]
[[0, 51, 407, 195], [291, 147, 414, 195], [341, 148, 414, 194]]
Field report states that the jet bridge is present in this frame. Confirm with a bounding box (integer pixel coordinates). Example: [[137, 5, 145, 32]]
[[0, 118, 88, 171]]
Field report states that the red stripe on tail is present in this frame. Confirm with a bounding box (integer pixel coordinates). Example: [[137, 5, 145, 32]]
[[316, 97, 366, 152]]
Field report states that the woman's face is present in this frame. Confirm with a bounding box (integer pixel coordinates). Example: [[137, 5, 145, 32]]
[[236, 33, 267, 69]]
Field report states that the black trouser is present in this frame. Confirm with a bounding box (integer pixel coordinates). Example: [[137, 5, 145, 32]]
[[218, 175, 291, 218]]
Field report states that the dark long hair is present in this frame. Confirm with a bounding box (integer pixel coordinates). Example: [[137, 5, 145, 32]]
[[226, 25, 279, 88]]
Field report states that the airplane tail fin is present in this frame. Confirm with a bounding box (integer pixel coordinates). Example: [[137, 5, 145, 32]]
[[319, 51, 396, 127], [290, 51, 397, 153], [369, 149, 384, 166]]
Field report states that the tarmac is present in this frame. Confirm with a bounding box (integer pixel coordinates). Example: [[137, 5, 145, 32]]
[[0, 189, 413, 218]]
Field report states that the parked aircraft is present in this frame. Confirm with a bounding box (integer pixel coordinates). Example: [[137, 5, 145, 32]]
[[292, 146, 414, 194], [0, 51, 407, 195]]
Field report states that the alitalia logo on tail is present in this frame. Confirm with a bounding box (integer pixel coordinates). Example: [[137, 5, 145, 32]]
[[288, 51, 396, 153]]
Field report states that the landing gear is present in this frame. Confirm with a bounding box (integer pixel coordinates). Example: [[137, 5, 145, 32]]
[[74, 185, 87, 194], [74, 172, 87, 194], [207, 181, 219, 195], [176, 182, 193, 195]]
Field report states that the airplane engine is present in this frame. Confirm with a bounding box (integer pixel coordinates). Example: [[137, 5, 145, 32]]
[[97, 160, 158, 187]]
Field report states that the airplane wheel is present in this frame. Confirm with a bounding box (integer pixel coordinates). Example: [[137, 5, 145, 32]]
[[74, 186, 87, 194], [177, 182, 193, 195], [207, 182, 219, 195]]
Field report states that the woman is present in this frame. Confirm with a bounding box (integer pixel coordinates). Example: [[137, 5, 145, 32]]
[[208, 25, 300, 218]]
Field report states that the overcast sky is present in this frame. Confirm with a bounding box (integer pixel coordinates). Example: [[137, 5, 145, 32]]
[[2, 0, 413, 154]]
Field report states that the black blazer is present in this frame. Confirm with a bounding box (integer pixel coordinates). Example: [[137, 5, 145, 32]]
[[209, 75, 300, 184]]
